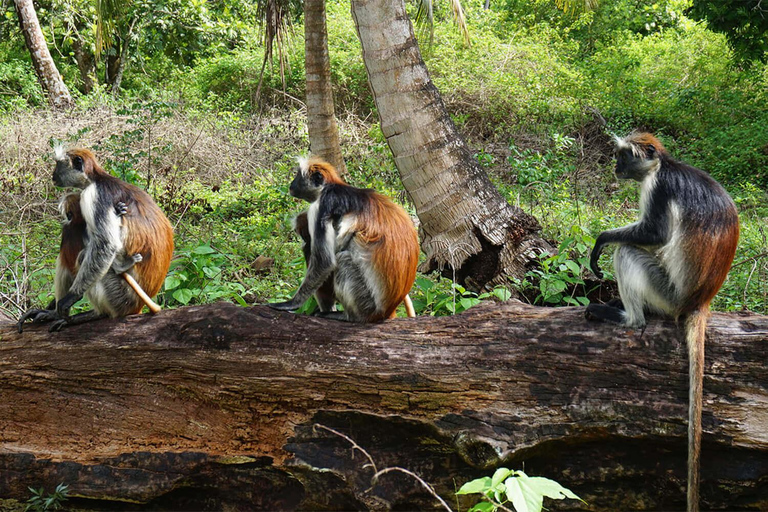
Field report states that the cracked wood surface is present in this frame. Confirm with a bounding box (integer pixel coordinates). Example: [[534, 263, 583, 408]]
[[0, 301, 766, 510]]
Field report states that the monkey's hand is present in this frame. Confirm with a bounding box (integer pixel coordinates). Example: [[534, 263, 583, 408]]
[[267, 300, 302, 312], [115, 201, 128, 217], [55, 291, 82, 321], [17, 308, 58, 333]]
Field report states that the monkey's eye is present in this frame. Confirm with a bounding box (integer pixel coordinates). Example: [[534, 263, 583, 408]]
[[310, 172, 324, 187], [72, 156, 83, 169]]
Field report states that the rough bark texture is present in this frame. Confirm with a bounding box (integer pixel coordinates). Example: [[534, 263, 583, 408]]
[[1, 302, 767, 511], [13, 0, 74, 109], [351, 0, 551, 291], [304, 0, 347, 175]]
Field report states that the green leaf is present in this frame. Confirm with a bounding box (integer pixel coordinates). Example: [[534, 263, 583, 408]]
[[416, 277, 434, 291], [505, 474, 543, 512], [164, 275, 181, 290], [491, 467, 513, 489], [521, 475, 581, 501], [489, 287, 510, 301], [468, 502, 496, 512], [173, 288, 194, 305], [192, 245, 216, 255], [564, 260, 581, 275], [457, 476, 492, 495]]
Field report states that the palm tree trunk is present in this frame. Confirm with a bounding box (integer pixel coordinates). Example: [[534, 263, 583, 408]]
[[13, 0, 74, 109], [304, 0, 347, 175], [350, 0, 549, 291]]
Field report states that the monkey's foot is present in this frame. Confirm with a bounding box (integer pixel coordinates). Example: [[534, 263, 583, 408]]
[[267, 301, 301, 312], [17, 309, 58, 333], [585, 303, 625, 324], [313, 311, 349, 322]]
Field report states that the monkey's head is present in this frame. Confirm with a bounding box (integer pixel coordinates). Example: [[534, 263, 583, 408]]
[[58, 192, 83, 225], [289, 156, 345, 202], [53, 145, 101, 189], [613, 132, 666, 182]]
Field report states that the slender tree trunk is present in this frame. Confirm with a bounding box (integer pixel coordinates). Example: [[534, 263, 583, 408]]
[[71, 31, 97, 94], [351, 0, 549, 291], [13, 0, 74, 109], [110, 18, 137, 96], [304, 0, 347, 175]]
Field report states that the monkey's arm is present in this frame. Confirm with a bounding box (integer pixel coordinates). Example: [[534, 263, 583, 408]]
[[269, 217, 336, 311], [57, 202, 122, 319], [590, 216, 669, 278]]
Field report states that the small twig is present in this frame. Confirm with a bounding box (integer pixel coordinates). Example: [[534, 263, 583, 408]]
[[313, 424, 378, 474], [372, 467, 454, 512], [732, 251, 768, 268], [743, 259, 759, 308]]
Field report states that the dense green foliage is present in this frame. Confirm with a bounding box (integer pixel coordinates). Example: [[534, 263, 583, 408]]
[[0, 0, 766, 320]]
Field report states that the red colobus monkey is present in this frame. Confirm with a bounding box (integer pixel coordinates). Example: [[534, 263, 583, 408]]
[[269, 157, 419, 322], [18, 147, 174, 332], [586, 132, 739, 512]]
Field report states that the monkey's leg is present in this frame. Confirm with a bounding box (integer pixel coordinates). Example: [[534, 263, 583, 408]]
[[586, 245, 677, 328], [49, 310, 107, 332]]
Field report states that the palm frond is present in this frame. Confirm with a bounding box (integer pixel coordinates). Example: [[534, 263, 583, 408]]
[[95, 0, 126, 58], [412, 0, 470, 47], [255, 0, 301, 98], [554, 0, 599, 15]]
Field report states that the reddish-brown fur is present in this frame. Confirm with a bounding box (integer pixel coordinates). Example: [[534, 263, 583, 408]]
[[59, 193, 86, 276], [304, 158, 419, 321], [356, 193, 419, 321], [68, 149, 174, 312], [626, 132, 667, 154], [681, 221, 739, 316], [306, 158, 345, 185]]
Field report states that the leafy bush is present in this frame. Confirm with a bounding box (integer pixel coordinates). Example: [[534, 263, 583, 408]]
[[0, 60, 44, 111], [457, 467, 582, 512]]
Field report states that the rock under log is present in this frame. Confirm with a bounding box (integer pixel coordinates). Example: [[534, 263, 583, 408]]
[[0, 301, 767, 510]]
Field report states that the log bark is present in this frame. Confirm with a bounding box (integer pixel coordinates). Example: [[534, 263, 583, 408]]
[[0, 302, 767, 511]]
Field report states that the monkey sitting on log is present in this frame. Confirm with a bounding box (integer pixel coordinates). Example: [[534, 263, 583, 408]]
[[18, 147, 174, 332], [269, 157, 419, 322], [586, 132, 739, 512]]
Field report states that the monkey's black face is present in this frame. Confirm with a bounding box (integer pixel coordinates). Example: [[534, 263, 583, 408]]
[[53, 157, 90, 189], [289, 168, 323, 203], [614, 147, 658, 182]]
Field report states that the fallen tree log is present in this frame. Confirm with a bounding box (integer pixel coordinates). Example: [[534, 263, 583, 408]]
[[0, 301, 767, 511]]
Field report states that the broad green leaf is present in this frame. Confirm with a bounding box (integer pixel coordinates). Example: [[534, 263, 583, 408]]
[[457, 476, 492, 495], [173, 288, 194, 305], [491, 467, 513, 489], [520, 475, 581, 501], [192, 245, 216, 255], [505, 474, 543, 512], [468, 502, 496, 512], [493, 288, 512, 301], [565, 260, 581, 275], [164, 275, 181, 290]]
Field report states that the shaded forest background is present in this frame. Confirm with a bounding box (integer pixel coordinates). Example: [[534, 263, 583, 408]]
[[0, 0, 767, 320]]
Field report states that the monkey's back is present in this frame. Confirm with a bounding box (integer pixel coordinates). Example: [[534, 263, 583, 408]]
[[354, 192, 419, 320], [119, 182, 174, 302], [659, 161, 739, 314]]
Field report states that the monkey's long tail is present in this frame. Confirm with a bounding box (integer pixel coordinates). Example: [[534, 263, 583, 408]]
[[122, 273, 162, 314], [404, 294, 416, 318], [685, 307, 709, 512]]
